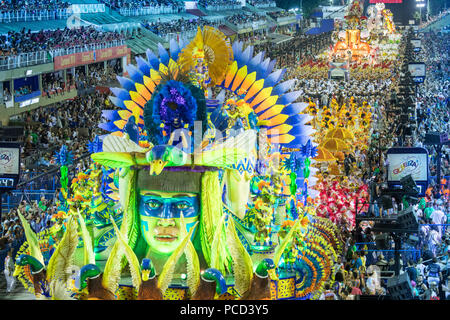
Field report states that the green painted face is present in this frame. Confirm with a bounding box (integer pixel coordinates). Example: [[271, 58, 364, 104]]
[[138, 190, 200, 255]]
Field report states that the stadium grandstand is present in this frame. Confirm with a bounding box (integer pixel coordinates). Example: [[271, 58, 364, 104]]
[[0, 0, 310, 126]]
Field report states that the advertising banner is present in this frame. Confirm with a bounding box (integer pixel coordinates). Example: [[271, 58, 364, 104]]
[[54, 45, 128, 70]]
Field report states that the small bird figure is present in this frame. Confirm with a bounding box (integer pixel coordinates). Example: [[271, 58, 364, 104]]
[[15, 254, 46, 296], [145, 144, 188, 175], [137, 259, 163, 300], [244, 259, 276, 300], [124, 115, 140, 144], [191, 268, 227, 300], [79, 264, 116, 300]]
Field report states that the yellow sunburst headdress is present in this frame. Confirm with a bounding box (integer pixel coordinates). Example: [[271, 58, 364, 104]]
[[178, 26, 234, 87]]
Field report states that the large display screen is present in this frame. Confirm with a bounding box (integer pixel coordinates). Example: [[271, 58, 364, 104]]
[[0, 147, 20, 175], [387, 151, 428, 182], [408, 63, 426, 77]]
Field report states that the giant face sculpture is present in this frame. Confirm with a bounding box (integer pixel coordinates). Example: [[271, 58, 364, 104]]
[[138, 190, 200, 254], [136, 170, 202, 257]]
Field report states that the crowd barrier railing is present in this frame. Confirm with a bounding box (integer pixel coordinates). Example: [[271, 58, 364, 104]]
[[0, 8, 70, 23], [0, 39, 125, 71], [276, 15, 297, 23], [1, 190, 57, 213], [0, 51, 50, 71], [251, 2, 277, 8], [119, 6, 185, 16], [203, 4, 242, 11]]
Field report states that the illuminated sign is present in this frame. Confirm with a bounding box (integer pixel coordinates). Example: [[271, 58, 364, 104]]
[[387, 147, 428, 196], [0, 147, 19, 175], [369, 0, 402, 3], [0, 143, 20, 190]]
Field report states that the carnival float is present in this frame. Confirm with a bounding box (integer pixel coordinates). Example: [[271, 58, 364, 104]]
[[11, 26, 348, 300]]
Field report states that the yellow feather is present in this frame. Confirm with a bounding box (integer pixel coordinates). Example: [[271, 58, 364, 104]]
[[179, 214, 200, 297], [18, 212, 45, 266], [157, 221, 198, 295], [210, 214, 226, 273], [101, 233, 124, 294], [231, 65, 247, 92], [226, 217, 253, 298], [75, 209, 95, 265], [224, 61, 238, 88], [46, 217, 79, 284], [108, 217, 142, 291]]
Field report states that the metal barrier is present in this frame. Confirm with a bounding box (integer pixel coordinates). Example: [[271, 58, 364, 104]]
[[18, 171, 59, 191], [0, 8, 70, 23], [0, 51, 50, 71], [203, 4, 242, 11], [119, 6, 184, 16], [355, 242, 422, 266], [1, 190, 57, 212], [252, 2, 277, 8]]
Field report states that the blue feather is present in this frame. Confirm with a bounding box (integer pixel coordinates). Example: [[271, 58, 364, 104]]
[[264, 69, 284, 88], [108, 95, 127, 110], [110, 88, 131, 102], [277, 91, 302, 106], [98, 122, 119, 133], [158, 43, 170, 66], [136, 56, 151, 77], [116, 77, 136, 93], [101, 110, 120, 122], [146, 49, 160, 69], [169, 39, 181, 61], [272, 80, 296, 96], [123, 116, 140, 144], [126, 64, 144, 84]]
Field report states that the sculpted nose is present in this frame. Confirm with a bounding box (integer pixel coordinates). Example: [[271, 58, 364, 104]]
[[157, 218, 176, 227], [160, 202, 173, 219]]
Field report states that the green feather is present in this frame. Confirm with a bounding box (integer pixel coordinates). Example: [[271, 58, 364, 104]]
[[91, 152, 136, 168]]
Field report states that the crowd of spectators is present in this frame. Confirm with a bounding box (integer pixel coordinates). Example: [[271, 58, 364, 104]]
[[14, 85, 34, 98], [246, 0, 276, 8], [226, 13, 266, 26], [198, 0, 241, 11], [0, 26, 126, 58], [0, 0, 70, 12], [142, 17, 221, 38], [267, 10, 295, 20], [414, 31, 450, 178], [105, 0, 185, 14], [1, 196, 59, 293]]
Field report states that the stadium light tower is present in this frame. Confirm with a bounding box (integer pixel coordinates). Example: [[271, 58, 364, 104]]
[[416, 0, 426, 24]]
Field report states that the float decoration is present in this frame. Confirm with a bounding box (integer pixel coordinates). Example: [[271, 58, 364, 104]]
[[15, 26, 343, 300]]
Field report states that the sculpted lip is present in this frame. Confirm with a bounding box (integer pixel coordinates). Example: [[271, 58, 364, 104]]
[[154, 235, 178, 242]]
